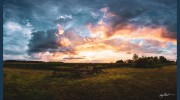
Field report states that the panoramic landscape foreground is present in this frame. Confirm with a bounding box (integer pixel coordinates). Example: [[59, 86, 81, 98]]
[[3, 59, 177, 100]]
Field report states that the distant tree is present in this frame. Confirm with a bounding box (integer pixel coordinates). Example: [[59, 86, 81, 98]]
[[134, 56, 163, 68], [153, 56, 159, 63], [126, 59, 134, 63], [134, 57, 147, 67], [142, 56, 145, 58], [159, 56, 167, 62], [133, 54, 139, 61], [154, 56, 158, 61], [116, 60, 124, 63]]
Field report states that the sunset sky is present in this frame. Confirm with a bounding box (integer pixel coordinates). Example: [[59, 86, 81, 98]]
[[3, 0, 177, 63]]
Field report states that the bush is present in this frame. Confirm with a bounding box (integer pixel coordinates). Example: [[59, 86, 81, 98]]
[[133, 57, 162, 68], [116, 60, 124, 63]]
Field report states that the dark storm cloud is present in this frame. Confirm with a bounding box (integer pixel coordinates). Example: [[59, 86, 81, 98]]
[[27, 29, 77, 55], [104, 0, 176, 38], [28, 29, 59, 54]]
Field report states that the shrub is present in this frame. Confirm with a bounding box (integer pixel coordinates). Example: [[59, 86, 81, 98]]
[[116, 60, 124, 63], [133, 57, 162, 68]]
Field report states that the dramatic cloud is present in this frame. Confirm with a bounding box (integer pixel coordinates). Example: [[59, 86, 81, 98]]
[[28, 29, 58, 53], [3, 0, 177, 62]]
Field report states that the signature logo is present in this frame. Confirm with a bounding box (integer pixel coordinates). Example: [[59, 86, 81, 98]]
[[159, 93, 175, 98]]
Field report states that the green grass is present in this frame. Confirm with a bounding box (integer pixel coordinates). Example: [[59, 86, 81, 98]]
[[3, 65, 177, 100]]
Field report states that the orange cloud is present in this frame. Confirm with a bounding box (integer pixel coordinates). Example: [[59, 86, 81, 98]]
[[87, 21, 176, 45], [114, 26, 176, 45], [58, 37, 71, 47], [87, 20, 113, 38]]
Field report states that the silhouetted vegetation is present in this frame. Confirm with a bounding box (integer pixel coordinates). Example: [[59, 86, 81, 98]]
[[132, 54, 139, 61], [134, 56, 162, 68], [116, 60, 124, 63], [159, 56, 168, 62], [3, 62, 132, 70], [125, 59, 134, 63], [116, 54, 176, 68]]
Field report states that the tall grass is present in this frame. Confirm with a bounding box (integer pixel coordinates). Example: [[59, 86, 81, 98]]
[[3, 65, 177, 100]]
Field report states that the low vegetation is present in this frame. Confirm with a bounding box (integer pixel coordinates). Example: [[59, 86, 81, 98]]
[[3, 65, 177, 100], [52, 66, 102, 78]]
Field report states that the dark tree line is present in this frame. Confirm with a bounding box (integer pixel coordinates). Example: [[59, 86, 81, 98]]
[[116, 54, 176, 68]]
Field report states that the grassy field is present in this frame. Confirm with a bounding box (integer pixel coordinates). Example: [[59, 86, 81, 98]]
[[3, 65, 177, 100]]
